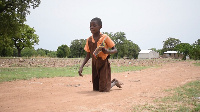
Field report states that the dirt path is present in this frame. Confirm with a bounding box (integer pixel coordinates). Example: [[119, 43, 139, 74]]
[[0, 61, 200, 112]]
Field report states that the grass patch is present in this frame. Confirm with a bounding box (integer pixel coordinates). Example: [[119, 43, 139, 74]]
[[132, 80, 200, 112], [111, 65, 149, 73], [0, 65, 148, 82], [194, 62, 200, 66], [0, 65, 90, 82]]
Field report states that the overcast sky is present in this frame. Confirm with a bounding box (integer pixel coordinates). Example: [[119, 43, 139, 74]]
[[26, 0, 200, 51]]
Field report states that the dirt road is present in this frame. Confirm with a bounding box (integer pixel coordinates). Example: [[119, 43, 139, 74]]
[[0, 61, 199, 112]]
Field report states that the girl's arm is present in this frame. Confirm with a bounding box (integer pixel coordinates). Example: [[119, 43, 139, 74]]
[[78, 52, 90, 77], [102, 46, 117, 54]]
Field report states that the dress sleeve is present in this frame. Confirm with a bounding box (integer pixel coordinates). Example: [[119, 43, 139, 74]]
[[105, 36, 115, 48], [84, 38, 90, 52]]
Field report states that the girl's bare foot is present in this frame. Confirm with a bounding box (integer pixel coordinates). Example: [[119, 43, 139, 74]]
[[111, 78, 116, 83], [115, 80, 123, 88]]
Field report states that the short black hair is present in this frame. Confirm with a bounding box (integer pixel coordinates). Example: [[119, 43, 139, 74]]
[[91, 17, 102, 26]]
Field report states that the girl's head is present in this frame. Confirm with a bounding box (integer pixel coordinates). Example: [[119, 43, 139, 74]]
[[90, 17, 102, 34]]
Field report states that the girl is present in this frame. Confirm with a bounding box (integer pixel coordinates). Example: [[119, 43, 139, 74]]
[[78, 17, 123, 92]]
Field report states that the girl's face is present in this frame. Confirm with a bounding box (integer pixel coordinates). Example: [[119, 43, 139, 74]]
[[90, 21, 101, 34]]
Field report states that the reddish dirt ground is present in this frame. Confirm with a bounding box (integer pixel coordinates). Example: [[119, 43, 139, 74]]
[[0, 61, 200, 112]]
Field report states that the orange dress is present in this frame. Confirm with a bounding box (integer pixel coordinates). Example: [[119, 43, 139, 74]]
[[84, 33, 115, 92]]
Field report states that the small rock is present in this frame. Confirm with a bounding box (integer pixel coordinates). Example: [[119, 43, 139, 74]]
[[194, 97, 200, 100], [75, 84, 80, 87], [19, 58, 25, 62]]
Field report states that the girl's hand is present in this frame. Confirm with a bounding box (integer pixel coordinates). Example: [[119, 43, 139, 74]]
[[102, 48, 109, 54], [78, 67, 83, 77]]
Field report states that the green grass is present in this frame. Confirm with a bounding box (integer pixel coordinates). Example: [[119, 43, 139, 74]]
[[194, 62, 200, 66], [111, 65, 149, 73], [132, 80, 200, 112], [0, 65, 89, 82], [0, 65, 149, 82]]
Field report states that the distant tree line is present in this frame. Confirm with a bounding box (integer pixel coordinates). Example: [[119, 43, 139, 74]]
[[5, 32, 141, 59], [1, 29, 200, 60], [103, 32, 140, 59]]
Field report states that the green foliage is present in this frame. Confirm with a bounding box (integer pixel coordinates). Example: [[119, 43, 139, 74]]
[[103, 32, 140, 59], [36, 48, 46, 57], [162, 37, 181, 53], [156, 49, 162, 55], [190, 39, 200, 60], [21, 48, 57, 58], [47, 51, 57, 58], [21, 47, 36, 57], [57, 44, 70, 58], [69, 39, 86, 58], [0, 0, 40, 57], [13, 24, 39, 57], [112, 32, 127, 58], [0, 46, 13, 57], [0, 0, 41, 22], [124, 40, 140, 59], [175, 43, 192, 60]]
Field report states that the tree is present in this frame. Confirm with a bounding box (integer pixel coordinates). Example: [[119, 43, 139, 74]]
[[0, 0, 40, 21], [57, 45, 70, 58], [113, 32, 127, 57], [103, 32, 140, 59], [156, 49, 162, 55], [70, 39, 86, 58], [175, 43, 192, 60], [103, 32, 127, 58], [0, 9, 19, 56], [162, 37, 181, 54], [0, 42, 13, 56], [190, 39, 200, 60], [36, 48, 46, 57], [124, 40, 140, 59], [13, 24, 39, 57], [21, 47, 36, 57], [195, 39, 200, 45], [47, 51, 57, 58], [0, 0, 40, 57]]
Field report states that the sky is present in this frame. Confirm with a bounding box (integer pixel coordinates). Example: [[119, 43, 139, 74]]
[[26, 0, 200, 51]]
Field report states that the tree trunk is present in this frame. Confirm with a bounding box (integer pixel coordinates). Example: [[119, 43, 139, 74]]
[[17, 48, 22, 57]]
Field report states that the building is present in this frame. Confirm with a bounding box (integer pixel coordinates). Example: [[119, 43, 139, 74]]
[[163, 51, 183, 59], [138, 50, 159, 59]]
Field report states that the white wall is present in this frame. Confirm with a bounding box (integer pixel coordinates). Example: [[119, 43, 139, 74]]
[[138, 51, 159, 59]]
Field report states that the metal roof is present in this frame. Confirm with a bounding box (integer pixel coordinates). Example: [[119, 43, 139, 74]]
[[164, 51, 178, 54]]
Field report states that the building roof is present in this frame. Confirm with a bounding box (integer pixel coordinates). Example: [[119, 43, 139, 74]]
[[164, 51, 178, 54], [139, 50, 152, 53]]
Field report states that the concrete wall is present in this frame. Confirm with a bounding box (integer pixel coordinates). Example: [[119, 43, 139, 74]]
[[138, 51, 159, 59]]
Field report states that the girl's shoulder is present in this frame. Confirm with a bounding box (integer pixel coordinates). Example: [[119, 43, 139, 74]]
[[101, 34, 108, 37], [87, 36, 94, 43]]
